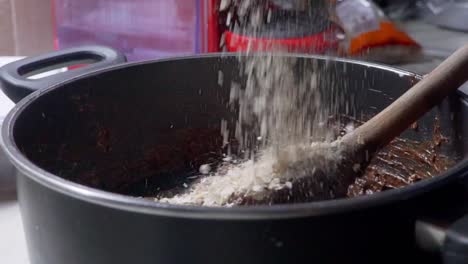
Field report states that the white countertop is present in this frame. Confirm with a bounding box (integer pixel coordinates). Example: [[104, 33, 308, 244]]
[[0, 57, 17, 113], [0, 201, 28, 264], [0, 57, 28, 264]]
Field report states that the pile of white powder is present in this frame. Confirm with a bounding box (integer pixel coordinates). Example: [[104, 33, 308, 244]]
[[158, 142, 342, 206]]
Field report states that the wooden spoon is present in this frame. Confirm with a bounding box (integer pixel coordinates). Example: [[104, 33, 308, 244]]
[[239, 44, 468, 205], [342, 44, 468, 166]]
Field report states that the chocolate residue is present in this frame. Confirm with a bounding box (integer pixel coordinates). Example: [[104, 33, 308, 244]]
[[411, 121, 418, 131], [348, 116, 453, 197]]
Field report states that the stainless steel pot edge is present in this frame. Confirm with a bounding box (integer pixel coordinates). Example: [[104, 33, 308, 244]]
[[2, 53, 468, 220]]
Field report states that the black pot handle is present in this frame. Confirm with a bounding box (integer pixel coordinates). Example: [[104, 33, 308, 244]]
[[0, 45, 127, 103], [444, 215, 468, 263], [416, 183, 468, 264]]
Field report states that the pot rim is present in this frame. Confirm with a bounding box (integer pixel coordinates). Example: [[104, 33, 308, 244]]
[[2, 53, 468, 220]]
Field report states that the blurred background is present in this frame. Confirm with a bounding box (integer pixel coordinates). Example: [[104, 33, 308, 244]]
[[0, 0, 467, 68], [0, 0, 54, 56]]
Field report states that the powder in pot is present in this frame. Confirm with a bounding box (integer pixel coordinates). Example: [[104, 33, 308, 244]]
[[157, 141, 342, 206], [155, 119, 455, 206]]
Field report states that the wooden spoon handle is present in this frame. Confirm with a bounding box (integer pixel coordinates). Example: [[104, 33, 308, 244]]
[[343, 44, 468, 151]]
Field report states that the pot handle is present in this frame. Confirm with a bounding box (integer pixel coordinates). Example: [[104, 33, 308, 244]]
[[0, 45, 127, 103], [444, 215, 468, 263], [416, 187, 468, 263]]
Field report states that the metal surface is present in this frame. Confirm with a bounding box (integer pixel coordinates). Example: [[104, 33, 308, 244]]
[[416, 220, 447, 253], [430, 1, 468, 33]]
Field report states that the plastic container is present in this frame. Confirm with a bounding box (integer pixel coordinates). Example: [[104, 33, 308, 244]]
[[52, 0, 210, 61]]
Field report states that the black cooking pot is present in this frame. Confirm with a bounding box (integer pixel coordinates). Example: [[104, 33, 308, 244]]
[[0, 46, 467, 264]]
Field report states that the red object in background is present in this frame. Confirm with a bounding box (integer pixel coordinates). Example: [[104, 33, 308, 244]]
[[68, 64, 88, 70], [207, 0, 220, 52], [222, 6, 340, 54], [225, 29, 338, 53]]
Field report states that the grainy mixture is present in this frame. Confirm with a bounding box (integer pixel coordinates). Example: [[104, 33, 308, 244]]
[[158, 142, 342, 206]]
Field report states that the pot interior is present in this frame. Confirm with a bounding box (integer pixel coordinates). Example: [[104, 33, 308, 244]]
[[10, 55, 467, 202]]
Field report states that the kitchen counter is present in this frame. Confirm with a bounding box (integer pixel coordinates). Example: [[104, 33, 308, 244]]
[[0, 198, 28, 264], [0, 20, 467, 264], [0, 57, 28, 264]]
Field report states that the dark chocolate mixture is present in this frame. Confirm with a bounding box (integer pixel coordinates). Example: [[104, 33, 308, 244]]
[[35, 112, 455, 204], [348, 117, 454, 197]]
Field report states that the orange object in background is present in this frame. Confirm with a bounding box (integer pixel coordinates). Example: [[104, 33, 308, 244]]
[[331, 0, 421, 63], [349, 21, 420, 55]]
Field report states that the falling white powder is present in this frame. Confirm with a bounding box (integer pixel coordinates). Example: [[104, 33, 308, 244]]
[[217, 70, 224, 86], [219, 0, 231, 11], [157, 3, 351, 207]]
